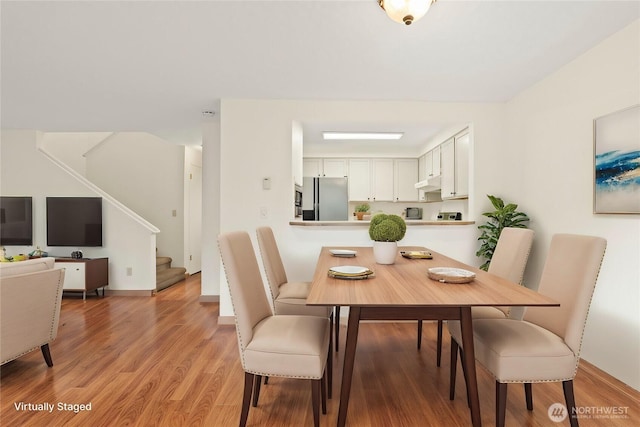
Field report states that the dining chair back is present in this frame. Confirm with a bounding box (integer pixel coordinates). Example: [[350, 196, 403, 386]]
[[486, 227, 535, 317], [256, 226, 338, 352], [255, 226, 288, 303], [448, 233, 606, 427], [220, 231, 273, 355], [419, 227, 534, 365], [219, 231, 332, 427], [522, 233, 607, 356]]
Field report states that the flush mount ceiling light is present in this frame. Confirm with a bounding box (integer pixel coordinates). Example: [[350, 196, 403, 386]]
[[378, 0, 437, 26], [322, 132, 404, 140]]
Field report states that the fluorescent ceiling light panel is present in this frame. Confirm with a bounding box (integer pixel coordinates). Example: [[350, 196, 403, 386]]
[[322, 132, 404, 140]]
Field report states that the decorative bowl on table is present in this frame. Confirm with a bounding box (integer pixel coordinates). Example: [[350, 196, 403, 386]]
[[427, 267, 475, 284]]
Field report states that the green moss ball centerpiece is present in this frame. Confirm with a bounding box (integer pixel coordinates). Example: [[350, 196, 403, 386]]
[[368, 214, 406, 264]]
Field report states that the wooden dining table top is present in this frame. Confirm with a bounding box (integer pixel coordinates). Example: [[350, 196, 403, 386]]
[[307, 246, 559, 308]]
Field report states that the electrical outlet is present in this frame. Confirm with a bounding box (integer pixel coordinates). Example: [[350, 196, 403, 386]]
[[126, 267, 133, 276]]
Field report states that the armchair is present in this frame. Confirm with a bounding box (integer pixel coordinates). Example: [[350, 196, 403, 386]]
[[1, 259, 65, 367]]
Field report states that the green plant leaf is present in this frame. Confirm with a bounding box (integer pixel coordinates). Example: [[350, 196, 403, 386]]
[[368, 214, 406, 242], [476, 194, 529, 270]]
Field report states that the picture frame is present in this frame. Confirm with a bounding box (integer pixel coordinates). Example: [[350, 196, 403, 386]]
[[593, 104, 640, 214]]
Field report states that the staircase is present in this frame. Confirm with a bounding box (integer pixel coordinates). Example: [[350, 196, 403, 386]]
[[156, 256, 187, 291]]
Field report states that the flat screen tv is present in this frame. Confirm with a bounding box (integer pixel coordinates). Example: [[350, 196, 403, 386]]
[[0, 196, 33, 246], [47, 197, 103, 247]]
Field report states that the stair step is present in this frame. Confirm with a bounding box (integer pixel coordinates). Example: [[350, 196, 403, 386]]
[[156, 266, 187, 291], [156, 256, 172, 269], [155, 256, 187, 291]]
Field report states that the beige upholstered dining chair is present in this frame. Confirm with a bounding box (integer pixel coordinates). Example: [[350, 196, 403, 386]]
[[417, 227, 535, 367], [448, 233, 606, 427], [256, 227, 339, 351], [218, 231, 332, 427]]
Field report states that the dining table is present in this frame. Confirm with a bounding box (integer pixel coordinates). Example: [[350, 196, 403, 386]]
[[306, 246, 560, 427]]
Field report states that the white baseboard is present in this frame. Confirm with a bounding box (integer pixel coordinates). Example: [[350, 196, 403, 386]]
[[218, 316, 235, 325], [199, 295, 220, 303]]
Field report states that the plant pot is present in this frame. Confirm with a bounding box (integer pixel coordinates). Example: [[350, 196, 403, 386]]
[[356, 212, 368, 220], [372, 241, 398, 265]]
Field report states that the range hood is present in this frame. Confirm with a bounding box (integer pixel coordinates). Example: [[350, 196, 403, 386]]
[[414, 175, 441, 192]]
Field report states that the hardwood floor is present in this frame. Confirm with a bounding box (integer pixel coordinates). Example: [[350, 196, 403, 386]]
[[1, 274, 638, 426]]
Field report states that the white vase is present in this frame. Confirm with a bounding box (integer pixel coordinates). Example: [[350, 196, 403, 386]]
[[373, 241, 398, 265]]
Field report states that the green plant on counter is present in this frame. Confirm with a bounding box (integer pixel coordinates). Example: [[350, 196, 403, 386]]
[[476, 194, 530, 271], [368, 214, 406, 242], [355, 203, 370, 213]]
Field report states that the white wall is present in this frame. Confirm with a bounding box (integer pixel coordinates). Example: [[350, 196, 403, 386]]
[[210, 20, 640, 390], [200, 117, 221, 298], [41, 132, 113, 176], [0, 130, 157, 291], [216, 99, 505, 316], [184, 146, 203, 273], [505, 20, 640, 389], [85, 132, 185, 268]]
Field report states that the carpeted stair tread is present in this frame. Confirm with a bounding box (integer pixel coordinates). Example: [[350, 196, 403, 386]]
[[155, 256, 187, 291]]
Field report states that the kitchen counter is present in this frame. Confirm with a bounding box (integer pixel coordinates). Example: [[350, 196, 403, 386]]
[[289, 220, 475, 226]]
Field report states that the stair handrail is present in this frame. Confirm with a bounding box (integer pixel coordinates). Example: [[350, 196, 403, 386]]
[[37, 143, 160, 234]]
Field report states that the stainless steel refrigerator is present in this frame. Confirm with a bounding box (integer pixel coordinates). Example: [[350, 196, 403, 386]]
[[302, 177, 349, 221]]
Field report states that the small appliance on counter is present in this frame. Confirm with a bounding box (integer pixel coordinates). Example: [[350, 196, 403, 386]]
[[404, 207, 423, 220], [437, 212, 462, 221]]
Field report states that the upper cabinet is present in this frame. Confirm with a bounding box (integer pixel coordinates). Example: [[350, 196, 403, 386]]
[[348, 159, 371, 201], [431, 145, 441, 177], [440, 131, 469, 199], [322, 159, 348, 177], [371, 159, 394, 201], [417, 145, 442, 201], [303, 158, 348, 177], [423, 145, 441, 179], [394, 159, 418, 202], [346, 158, 417, 202], [303, 158, 322, 177], [348, 159, 393, 202]]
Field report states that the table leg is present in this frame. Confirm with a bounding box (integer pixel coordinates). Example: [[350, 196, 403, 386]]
[[337, 306, 361, 427], [460, 306, 482, 427]]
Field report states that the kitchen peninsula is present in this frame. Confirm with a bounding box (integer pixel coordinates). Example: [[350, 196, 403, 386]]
[[287, 218, 479, 280]]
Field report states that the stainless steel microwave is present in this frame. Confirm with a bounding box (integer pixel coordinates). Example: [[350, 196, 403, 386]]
[[405, 207, 423, 220]]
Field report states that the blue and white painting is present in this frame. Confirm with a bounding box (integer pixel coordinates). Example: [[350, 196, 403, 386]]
[[594, 105, 640, 213]]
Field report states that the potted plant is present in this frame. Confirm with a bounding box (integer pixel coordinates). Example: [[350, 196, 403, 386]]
[[476, 194, 530, 271], [368, 213, 406, 264], [355, 203, 370, 220]]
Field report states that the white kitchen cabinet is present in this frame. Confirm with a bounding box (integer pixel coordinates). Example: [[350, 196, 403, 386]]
[[418, 154, 427, 181], [303, 159, 322, 177], [431, 145, 441, 177], [423, 145, 441, 179], [371, 159, 394, 201], [348, 158, 394, 202], [303, 158, 347, 177], [424, 150, 434, 178], [322, 159, 348, 177], [394, 159, 418, 201], [441, 131, 469, 199], [348, 159, 371, 201]]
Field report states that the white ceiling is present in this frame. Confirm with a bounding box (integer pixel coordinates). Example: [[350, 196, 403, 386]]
[[2, 1, 639, 149]]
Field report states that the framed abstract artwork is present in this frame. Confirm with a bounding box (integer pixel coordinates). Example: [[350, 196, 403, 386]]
[[593, 105, 640, 214]]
